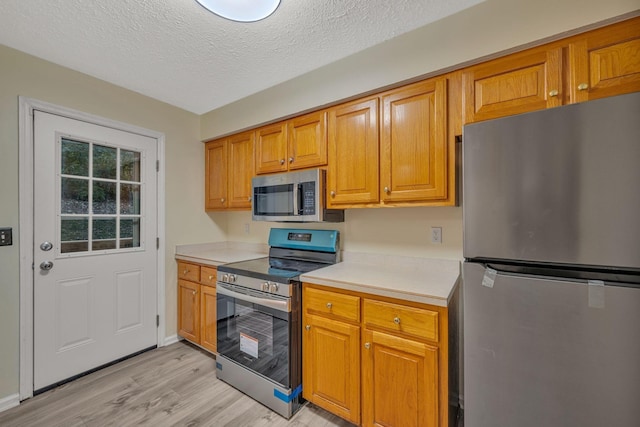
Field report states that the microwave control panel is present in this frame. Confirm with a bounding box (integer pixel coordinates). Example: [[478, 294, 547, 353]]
[[300, 181, 316, 215]]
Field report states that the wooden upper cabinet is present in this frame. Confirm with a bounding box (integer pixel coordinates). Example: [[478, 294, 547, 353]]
[[205, 131, 254, 211], [327, 97, 380, 207], [463, 47, 563, 123], [569, 17, 640, 103], [228, 131, 255, 209], [204, 140, 228, 210], [255, 122, 288, 174], [380, 78, 448, 204], [287, 110, 328, 170]]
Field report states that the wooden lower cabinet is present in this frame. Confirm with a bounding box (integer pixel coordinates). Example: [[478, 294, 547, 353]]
[[303, 283, 448, 427], [178, 279, 200, 342], [177, 261, 218, 353], [362, 329, 439, 427], [303, 313, 361, 425]]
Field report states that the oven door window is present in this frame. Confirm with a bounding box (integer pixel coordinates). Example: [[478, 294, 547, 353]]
[[253, 184, 294, 217], [217, 292, 290, 387]]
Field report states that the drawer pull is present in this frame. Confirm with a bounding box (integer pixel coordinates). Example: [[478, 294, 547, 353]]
[[548, 89, 559, 97], [394, 317, 401, 325], [326, 302, 333, 309], [208, 275, 213, 281], [305, 325, 311, 331], [364, 342, 370, 349], [183, 269, 189, 275], [192, 290, 196, 295], [577, 83, 589, 91]]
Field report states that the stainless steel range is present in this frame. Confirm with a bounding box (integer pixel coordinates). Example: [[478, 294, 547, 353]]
[[215, 228, 340, 418]]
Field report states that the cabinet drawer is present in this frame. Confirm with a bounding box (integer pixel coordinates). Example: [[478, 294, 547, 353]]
[[177, 261, 200, 282], [305, 287, 360, 323], [363, 299, 438, 342], [201, 266, 217, 287]]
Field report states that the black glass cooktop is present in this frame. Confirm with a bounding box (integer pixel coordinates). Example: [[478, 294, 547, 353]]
[[218, 257, 329, 283]]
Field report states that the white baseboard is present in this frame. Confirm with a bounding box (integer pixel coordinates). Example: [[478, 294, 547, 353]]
[[163, 334, 182, 346], [0, 393, 20, 413]]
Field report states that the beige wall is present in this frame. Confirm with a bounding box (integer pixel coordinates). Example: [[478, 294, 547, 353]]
[[0, 45, 226, 400]]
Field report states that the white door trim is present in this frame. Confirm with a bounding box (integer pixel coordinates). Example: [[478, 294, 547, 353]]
[[18, 97, 166, 400]]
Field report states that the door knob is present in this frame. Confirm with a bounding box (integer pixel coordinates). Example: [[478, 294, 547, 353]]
[[40, 261, 54, 271], [280, 159, 285, 165], [40, 241, 53, 251], [330, 191, 336, 197], [289, 157, 294, 163], [305, 325, 311, 331], [364, 342, 371, 349]]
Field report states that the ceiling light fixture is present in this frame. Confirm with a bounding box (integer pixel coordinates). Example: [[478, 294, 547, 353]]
[[196, 0, 281, 22]]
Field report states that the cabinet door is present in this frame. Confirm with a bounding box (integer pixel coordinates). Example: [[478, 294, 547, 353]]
[[463, 47, 562, 123], [228, 131, 254, 209], [204, 140, 228, 210], [569, 17, 640, 103], [255, 122, 288, 174], [327, 97, 379, 207], [303, 313, 361, 425], [362, 329, 439, 427], [287, 110, 327, 170], [178, 280, 200, 343], [381, 78, 448, 203], [200, 284, 217, 353]]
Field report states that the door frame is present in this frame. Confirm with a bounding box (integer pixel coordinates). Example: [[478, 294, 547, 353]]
[[18, 97, 166, 400]]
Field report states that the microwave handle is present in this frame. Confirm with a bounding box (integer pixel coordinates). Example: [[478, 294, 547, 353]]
[[293, 184, 301, 216]]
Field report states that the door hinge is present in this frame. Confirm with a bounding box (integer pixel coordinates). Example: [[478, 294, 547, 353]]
[[156, 160, 160, 172], [156, 237, 160, 249], [156, 315, 160, 327]]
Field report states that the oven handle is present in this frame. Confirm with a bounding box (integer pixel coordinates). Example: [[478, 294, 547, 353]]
[[216, 283, 291, 313]]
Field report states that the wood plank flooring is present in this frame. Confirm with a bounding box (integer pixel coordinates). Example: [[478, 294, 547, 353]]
[[0, 341, 355, 427]]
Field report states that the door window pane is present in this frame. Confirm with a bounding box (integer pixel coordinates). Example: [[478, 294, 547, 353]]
[[120, 218, 141, 248], [61, 217, 88, 253], [120, 184, 141, 214], [61, 178, 89, 214], [93, 181, 117, 214], [121, 150, 141, 182], [59, 139, 143, 254], [92, 218, 117, 250], [61, 139, 89, 177], [93, 145, 117, 179]]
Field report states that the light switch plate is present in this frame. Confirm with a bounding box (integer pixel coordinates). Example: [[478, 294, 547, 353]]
[[0, 227, 13, 246]]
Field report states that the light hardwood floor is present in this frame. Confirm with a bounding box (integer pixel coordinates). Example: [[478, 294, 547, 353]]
[[0, 341, 355, 427]]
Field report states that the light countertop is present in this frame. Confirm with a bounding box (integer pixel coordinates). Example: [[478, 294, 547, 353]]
[[175, 242, 268, 267], [301, 253, 461, 307]]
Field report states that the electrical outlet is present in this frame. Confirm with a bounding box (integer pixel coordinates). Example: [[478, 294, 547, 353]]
[[244, 223, 250, 234], [430, 226, 442, 244]]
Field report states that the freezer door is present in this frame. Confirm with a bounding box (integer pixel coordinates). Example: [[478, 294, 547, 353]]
[[462, 262, 640, 427], [462, 92, 640, 269]]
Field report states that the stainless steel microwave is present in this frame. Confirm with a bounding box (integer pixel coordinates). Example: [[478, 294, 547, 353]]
[[252, 169, 344, 222]]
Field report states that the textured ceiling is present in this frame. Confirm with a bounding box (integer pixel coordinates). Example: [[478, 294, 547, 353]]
[[0, 0, 482, 114]]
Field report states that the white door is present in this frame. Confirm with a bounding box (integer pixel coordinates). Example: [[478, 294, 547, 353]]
[[33, 111, 158, 391]]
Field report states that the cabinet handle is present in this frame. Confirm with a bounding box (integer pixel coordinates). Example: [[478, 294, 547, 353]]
[[384, 186, 390, 194], [248, 196, 251, 201], [289, 157, 294, 163], [326, 302, 333, 309], [394, 316, 401, 325], [330, 191, 336, 197], [183, 269, 189, 275], [364, 342, 370, 349], [221, 198, 225, 203], [548, 89, 559, 97], [208, 275, 213, 281], [192, 290, 196, 295], [577, 83, 589, 91], [280, 159, 285, 165], [305, 325, 311, 331]]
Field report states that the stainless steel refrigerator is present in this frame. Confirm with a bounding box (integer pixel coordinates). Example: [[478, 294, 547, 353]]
[[462, 92, 640, 427]]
